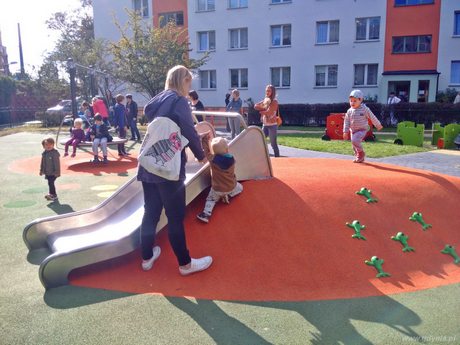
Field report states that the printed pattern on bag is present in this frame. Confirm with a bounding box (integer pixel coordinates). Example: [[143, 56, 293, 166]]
[[143, 132, 182, 166]]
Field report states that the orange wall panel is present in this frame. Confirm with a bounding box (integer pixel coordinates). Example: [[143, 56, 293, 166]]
[[151, 0, 188, 42], [384, 1, 440, 72]]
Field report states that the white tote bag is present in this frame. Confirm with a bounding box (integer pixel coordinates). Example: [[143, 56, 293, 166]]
[[138, 98, 189, 180]]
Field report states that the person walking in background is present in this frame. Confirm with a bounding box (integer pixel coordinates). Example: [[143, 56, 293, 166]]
[[113, 94, 130, 157], [40, 137, 60, 201], [387, 92, 401, 125], [254, 85, 280, 157], [226, 89, 243, 139], [225, 93, 231, 132], [92, 96, 110, 127], [126, 94, 141, 141], [189, 90, 205, 122], [454, 91, 460, 104], [138, 65, 212, 276]]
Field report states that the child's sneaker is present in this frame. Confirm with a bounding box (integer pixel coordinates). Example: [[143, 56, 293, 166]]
[[353, 152, 365, 163], [179, 256, 213, 276], [197, 213, 210, 223], [63, 152, 69, 157], [103, 157, 108, 164], [93, 157, 100, 163], [48, 194, 58, 201], [70, 153, 76, 158], [45, 194, 53, 200]]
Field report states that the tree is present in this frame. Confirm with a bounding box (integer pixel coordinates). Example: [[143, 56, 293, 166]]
[[109, 9, 210, 99], [436, 88, 458, 103]]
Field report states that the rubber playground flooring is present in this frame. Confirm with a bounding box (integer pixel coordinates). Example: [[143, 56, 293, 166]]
[[1, 132, 459, 345]]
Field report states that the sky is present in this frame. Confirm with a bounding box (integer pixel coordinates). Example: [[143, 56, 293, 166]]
[[1, 0, 82, 75]]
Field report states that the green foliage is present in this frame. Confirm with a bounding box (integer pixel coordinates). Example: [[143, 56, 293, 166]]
[[35, 111, 63, 127], [436, 88, 458, 103], [138, 114, 148, 126], [109, 9, 210, 98], [364, 93, 378, 103], [0, 76, 16, 108]]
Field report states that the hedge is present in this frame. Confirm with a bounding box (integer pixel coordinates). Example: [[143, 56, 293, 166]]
[[246, 102, 460, 127]]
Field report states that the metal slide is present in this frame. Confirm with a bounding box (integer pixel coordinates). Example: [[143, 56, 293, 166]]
[[23, 122, 273, 289]]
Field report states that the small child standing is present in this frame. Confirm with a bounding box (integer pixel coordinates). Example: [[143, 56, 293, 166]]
[[197, 133, 243, 223], [90, 114, 110, 164], [64, 118, 86, 157], [39, 137, 61, 201], [343, 90, 383, 163]]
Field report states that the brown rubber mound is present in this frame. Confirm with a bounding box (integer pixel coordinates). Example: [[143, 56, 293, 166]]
[[9, 152, 139, 175], [68, 158, 460, 301]]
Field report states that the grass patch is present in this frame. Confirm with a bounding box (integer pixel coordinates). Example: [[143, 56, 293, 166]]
[[276, 132, 435, 158]]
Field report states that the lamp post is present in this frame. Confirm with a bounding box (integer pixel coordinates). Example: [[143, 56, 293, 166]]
[[67, 58, 78, 120]]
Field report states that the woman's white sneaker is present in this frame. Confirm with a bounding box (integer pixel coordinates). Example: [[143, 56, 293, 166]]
[[179, 256, 213, 276], [142, 246, 161, 271]]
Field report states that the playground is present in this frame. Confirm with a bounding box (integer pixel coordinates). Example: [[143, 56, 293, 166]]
[[1, 126, 460, 344]]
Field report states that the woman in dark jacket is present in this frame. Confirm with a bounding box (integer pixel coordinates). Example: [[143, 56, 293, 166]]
[[138, 66, 213, 276]]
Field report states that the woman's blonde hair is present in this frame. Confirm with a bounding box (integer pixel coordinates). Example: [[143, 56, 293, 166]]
[[266, 85, 277, 103], [165, 65, 192, 97]]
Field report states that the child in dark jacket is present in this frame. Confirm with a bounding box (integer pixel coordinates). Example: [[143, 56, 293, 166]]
[[113, 94, 130, 157], [40, 137, 61, 201], [197, 133, 243, 223], [90, 114, 110, 164], [64, 118, 86, 157]]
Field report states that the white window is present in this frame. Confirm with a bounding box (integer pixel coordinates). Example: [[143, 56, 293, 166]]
[[317, 21, 339, 44], [159, 12, 184, 27], [198, 31, 216, 51], [451, 61, 460, 84], [229, 28, 248, 49], [315, 65, 338, 87], [454, 12, 460, 36], [198, 0, 215, 11], [133, 0, 149, 17], [354, 64, 378, 86], [271, 67, 291, 88], [200, 70, 217, 89], [271, 25, 291, 47], [229, 0, 248, 8], [356, 17, 380, 41], [271, 0, 292, 3], [230, 69, 248, 88]]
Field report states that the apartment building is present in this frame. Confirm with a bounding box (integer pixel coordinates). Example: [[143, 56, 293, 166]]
[[93, 0, 459, 106], [0, 29, 9, 76]]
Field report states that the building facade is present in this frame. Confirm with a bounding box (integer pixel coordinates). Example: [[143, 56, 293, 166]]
[[93, 0, 459, 107], [0, 29, 9, 76]]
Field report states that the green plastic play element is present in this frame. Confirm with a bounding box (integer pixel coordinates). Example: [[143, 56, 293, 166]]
[[346, 220, 366, 240], [391, 232, 415, 252], [395, 121, 425, 147], [431, 123, 445, 145], [356, 187, 378, 203], [409, 212, 432, 230], [365, 256, 391, 278], [441, 245, 460, 264]]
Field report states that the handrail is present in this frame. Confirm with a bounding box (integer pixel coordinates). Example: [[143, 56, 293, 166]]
[[192, 111, 247, 129]]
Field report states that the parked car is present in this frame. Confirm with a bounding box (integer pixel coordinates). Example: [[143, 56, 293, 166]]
[[46, 97, 86, 124]]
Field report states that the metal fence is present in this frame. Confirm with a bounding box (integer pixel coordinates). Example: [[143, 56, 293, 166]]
[[0, 107, 43, 129]]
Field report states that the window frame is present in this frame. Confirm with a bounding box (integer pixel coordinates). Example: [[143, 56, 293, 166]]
[[316, 20, 340, 44], [394, 0, 434, 6], [198, 31, 216, 52], [159, 11, 184, 28], [355, 17, 380, 42], [133, 0, 149, 18], [454, 12, 460, 36], [200, 70, 217, 90], [270, 24, 292, 47], [229, 28, 248, 50], [450, 61, 460, 85], [228, 0, 248, 9], [197, 0, 215, 12], [270, 67, 291, 88], [353, 64, 378, 87], [229, 68, 248, 89], [270, 0, 292, 4], [315, 65, 338, 88], [392, 35, 432, 54]]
